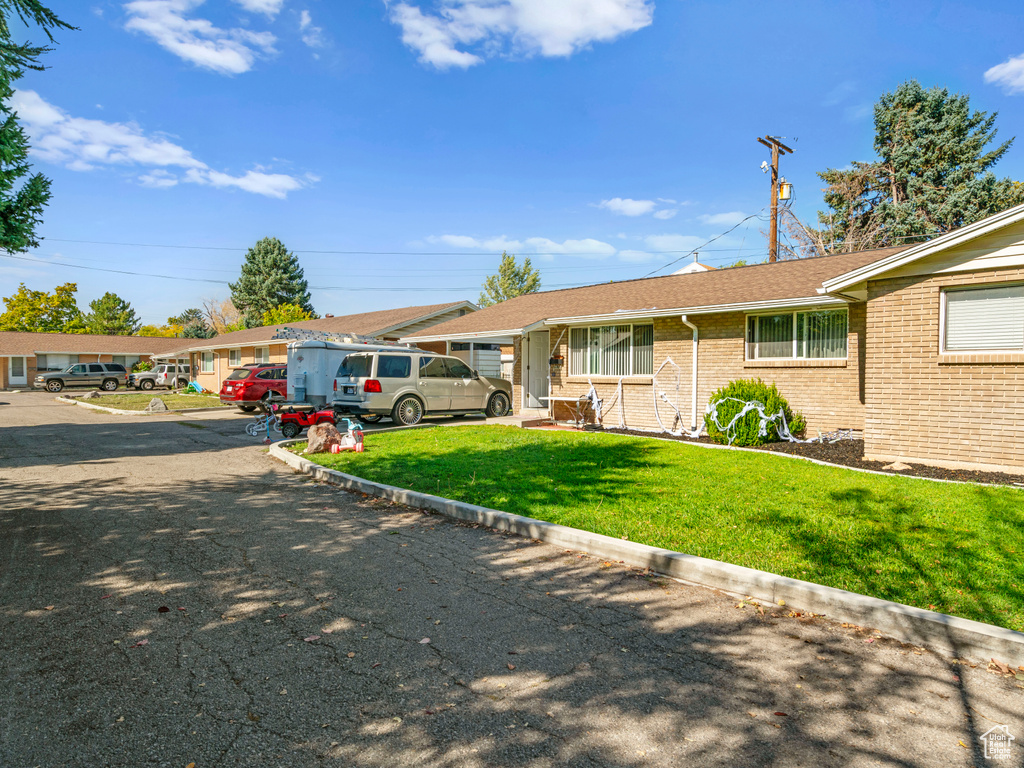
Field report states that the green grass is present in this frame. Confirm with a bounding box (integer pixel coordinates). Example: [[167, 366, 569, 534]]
[[94, 392, 228, 411], [293, 425, 1024, 631]]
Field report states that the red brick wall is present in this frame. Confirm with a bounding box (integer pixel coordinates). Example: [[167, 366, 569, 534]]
[[864, 267, 1024, 471], [415, 341, 447, 355]]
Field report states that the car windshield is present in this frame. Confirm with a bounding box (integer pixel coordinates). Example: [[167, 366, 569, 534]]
[[226, 369, 251, 381], [338, 355, 371, 378]]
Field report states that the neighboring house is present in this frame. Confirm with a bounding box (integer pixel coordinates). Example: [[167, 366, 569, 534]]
[[404, 202, 1024, 474], [0, 332, 186, 390], [168, 301, 477, 392]]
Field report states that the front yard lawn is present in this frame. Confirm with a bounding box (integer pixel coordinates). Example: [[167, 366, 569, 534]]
[[93, 392, 228, 411], [293, 425, 1024, 632]]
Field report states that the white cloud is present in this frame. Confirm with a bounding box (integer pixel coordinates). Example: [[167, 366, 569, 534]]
[[429, 234, 616, 258], [652, 209, 677, 220], [232, 0, 285, 17], [699, 211, 747, 227], [298, 9, 325, 48], [124, 0, 277, 75], [14, 90, 310, 199], [985, 54, 1024, 94], [597, 197, 656, 216], [387, 0, 653, 70]]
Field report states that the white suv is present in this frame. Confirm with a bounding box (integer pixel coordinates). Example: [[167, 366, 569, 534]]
[[331, 351, 512, 425]]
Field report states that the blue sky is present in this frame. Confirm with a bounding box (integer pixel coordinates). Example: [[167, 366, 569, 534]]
[[3, 0, 1024, 325]]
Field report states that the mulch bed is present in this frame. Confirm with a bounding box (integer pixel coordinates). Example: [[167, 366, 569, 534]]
[[603, 427, 1024, 488]]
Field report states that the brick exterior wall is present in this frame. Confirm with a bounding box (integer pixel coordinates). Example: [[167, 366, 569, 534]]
[[517, 311, 865, 435], [415, 341, 447, 355], [863, 267, 1024, 472]]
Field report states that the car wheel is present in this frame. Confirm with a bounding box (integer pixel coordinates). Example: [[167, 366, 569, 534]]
[[361, 414, 383, 423], [486, 392, 511, 417], [46, 379, 63, 393], [391, 396, 424, 426], [175, 378, 188, 388], [281, 422, 301, 439], [141, 379, 155, 391], [238, 405, 257, 413], [101, 379, 118, 391]]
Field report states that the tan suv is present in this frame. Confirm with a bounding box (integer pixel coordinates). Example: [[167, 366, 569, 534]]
[[331, 351, 512, 425]]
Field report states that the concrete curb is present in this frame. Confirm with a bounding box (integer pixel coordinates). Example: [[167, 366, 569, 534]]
[[57, 396, 232, 416], [269, 439, 1024, 667]]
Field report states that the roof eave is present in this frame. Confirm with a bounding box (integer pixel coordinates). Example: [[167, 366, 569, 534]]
[[371, 300, 479, 336], [400, 327, 526, 343], [542, 295, 849, 326], [821, 202, 1024, 294]]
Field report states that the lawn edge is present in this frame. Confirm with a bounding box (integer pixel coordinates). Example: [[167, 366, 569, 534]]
[[270, 439, 1024, 667], [56, 395, 230, 415]]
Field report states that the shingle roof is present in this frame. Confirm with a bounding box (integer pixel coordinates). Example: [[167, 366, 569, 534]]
[[0, 331, 186, 357], [406, 248, 908, 338], [164, 301, 473, 355]]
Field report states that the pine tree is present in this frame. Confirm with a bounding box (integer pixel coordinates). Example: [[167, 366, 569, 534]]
[[83, 292, 141, 335], [479, 252, 541, 307], [809, 80, 1024, 254], [229, 237, 316, 328], [0, 2, 74, 254]]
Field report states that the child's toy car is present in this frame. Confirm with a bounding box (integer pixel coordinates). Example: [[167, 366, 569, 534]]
[[276, 404, 336, 439]]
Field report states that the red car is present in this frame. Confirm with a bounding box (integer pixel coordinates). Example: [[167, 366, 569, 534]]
[[219, 363, 287, 411]]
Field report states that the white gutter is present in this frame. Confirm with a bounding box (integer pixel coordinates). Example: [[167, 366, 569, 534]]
[[542, 295, 846, 327], [400, 328, 525, 344], [680, 315, 699, 430]]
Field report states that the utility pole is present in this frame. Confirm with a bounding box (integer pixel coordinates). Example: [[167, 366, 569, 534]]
[[757, 135, 793, 262]]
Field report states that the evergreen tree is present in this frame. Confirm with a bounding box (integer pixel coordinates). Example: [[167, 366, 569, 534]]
[[809, 80, 1024, 254], [0, 280, 82, 331], [0, 2, 74, 254], [479, 252, 541, 307], [229, 237, 315, 328], [83, 292, 141, 335], [181, 321, 215, 339]]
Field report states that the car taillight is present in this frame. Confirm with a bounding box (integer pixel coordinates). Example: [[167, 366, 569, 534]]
[[333, 380, 337, 392], [364, 380, 382, 393]]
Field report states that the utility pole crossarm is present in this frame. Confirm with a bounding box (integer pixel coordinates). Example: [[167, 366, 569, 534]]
[[758, 135, 794, 262]]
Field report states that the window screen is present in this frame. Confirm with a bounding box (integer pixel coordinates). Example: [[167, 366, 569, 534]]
[[945, 285, 1024, 351]]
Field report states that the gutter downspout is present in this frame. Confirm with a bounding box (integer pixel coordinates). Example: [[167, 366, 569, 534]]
[[680, 315, 698, 431]]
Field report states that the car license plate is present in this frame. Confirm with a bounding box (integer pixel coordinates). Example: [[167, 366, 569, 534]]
[[345, 386, 355, 395]]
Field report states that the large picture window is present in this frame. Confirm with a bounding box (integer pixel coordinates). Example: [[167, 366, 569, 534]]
[[568, 324, 654, 376], [944, 284, 1024, 351], [746, 309, 848, 359]]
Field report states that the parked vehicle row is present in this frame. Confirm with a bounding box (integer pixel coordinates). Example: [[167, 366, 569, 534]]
[[34, 363, 129, 393], [128, 364, 191, 391]]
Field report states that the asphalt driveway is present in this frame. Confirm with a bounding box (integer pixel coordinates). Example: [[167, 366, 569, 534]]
[[0, 391, 1021, 767]]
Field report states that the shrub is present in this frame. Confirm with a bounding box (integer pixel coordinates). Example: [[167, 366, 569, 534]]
[[704, 378, 806, 446], [133, 360, 154, 373]]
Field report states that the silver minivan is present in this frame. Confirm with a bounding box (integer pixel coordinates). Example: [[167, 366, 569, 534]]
[[331, 351, 512, 425]]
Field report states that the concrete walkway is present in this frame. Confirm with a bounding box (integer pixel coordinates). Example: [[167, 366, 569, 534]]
[[0, 391, 1021, 767]]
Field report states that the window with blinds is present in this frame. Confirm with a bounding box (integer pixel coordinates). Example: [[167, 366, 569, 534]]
[[568, 324, 654, 376], [944, 285, 1024, 351], [746, 309, 848, 359]]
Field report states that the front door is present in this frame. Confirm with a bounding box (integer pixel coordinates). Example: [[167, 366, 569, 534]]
[[8, 356, 27, 387], [525, 331, 549, 409]]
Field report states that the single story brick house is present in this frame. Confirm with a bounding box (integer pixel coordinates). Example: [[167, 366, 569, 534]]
[[404, 203, 1024, 474], [167, 301, 476, 392], [0, 331, 186, 389]]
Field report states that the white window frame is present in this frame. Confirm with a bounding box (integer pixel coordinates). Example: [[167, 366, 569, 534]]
[[201, 351, 214, 373], [746, 308, 849, 361], [254, 346, 270, 364], [568, 323, 654, 377], [940, 283, 1024, 354], [228, 348, 241, 367]]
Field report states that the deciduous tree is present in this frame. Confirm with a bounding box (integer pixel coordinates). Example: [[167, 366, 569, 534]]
[[262, 302, 314, 326], [479, 252, 541, 307], [0, 281, 82, 331], [229, 237, 315, 328]]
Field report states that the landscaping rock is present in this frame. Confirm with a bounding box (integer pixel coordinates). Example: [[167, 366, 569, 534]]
[[145, 398, 168, 413], [882, 461, 912, 471], [82, 391, 101, 399], [305, 423, 343, 454]]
